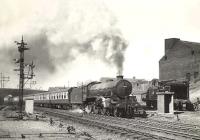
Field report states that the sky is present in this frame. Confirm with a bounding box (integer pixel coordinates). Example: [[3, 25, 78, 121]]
[[0, 0, 200, 90]]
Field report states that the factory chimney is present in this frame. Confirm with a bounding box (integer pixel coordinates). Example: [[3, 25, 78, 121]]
[[116, 75, 123, 80]]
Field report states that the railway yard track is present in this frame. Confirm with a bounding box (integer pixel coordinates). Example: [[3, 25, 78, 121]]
[[36, 107, 200, 140]]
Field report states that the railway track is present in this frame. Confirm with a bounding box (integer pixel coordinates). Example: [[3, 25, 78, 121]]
[[108, 116, 200, 135], [84, 113, 200, 140], [36, 107, 172, 140], [138, 117, 200, 135], [36, 107, 200, 140]]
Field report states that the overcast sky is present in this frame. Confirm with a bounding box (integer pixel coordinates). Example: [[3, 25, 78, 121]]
[[0, 0, 200, 90]]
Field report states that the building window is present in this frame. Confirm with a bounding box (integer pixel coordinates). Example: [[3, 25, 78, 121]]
[[191, 50, 195, 55], [164, 55, 167, 60], [186, 73, 191, 81], [194, 72, 199, 79]]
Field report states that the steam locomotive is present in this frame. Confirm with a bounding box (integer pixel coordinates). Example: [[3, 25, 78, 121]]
[[8, 76, 146, 118], [142, 79, 194, 111]]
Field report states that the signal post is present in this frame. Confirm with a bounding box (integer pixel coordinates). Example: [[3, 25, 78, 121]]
[[14, 36, 35, 119]]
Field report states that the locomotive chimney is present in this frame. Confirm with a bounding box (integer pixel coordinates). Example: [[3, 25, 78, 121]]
[[116, 75, 123, 80]]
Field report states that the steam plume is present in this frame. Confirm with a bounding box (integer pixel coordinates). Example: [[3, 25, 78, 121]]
[[0, 0, 129, 88]]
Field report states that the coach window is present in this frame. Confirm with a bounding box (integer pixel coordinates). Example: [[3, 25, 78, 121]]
[[64, 92, 66, 99], [66, 92, 68, 99]]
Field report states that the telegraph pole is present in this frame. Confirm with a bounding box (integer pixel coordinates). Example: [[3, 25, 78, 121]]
[[14, 36, 29, 119], [0, 73, 10, 88]]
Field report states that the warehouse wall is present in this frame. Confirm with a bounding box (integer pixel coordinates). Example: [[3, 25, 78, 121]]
[[159, 38, 200, 81]]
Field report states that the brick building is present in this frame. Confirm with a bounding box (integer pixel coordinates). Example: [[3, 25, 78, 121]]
[[159, 38, 200, 81]]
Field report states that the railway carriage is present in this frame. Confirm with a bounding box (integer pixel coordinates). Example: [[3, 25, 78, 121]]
[[34, 88, 70, 109]]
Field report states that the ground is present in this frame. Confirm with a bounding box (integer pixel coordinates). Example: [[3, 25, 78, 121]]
[[0, 107, 127, 140], [1, 106, 200, 140], [147, 110, 200, 125]]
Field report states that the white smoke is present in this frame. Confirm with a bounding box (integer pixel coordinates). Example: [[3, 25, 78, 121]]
[[0, 0, 128, 88]]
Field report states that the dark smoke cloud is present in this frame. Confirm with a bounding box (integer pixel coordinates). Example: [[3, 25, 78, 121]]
[[25, 33, 56, 73], [74, 33, 128, 75], [0, 0, 129, 89], [0, 31, 127, 83]]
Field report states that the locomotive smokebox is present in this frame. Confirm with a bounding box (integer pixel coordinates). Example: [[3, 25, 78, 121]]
[[116, 75, 123, 80]]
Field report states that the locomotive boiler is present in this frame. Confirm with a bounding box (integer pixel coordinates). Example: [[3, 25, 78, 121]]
[[88, 75, 132, 99]]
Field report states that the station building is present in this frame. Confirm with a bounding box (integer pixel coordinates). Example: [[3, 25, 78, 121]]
[[159, 38, 200, 82]]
